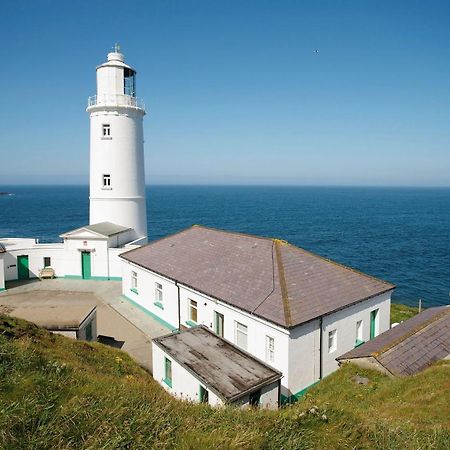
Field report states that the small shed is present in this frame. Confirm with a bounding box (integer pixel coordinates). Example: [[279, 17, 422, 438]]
[[152, 326, 282, 409], [337, 306, 450, 376], [3, 304, 97, 341]]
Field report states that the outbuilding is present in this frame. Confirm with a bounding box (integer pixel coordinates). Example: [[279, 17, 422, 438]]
[[1, 304, 98, 341], [152, 325, 282, 408], [337, 306, 450, 376]]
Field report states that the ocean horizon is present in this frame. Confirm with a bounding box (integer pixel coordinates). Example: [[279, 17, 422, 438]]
[[1, 185, 449, 309]]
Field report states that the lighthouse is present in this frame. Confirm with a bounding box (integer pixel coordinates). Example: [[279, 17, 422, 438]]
[[87, 46, 147, 242]]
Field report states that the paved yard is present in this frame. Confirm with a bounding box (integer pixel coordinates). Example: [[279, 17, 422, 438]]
[[0, 279, 170, 373]]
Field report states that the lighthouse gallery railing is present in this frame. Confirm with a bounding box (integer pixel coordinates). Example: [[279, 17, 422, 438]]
[[87, 94, 145, 110]]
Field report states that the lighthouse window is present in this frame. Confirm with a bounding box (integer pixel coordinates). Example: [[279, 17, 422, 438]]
[[102, 124, 111, 138], [102, 174, 111, 188], [124, 68, 136, 97]]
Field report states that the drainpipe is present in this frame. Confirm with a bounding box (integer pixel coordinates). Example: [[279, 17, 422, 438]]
[[319, 317, 323, 380], [176, 281, 181, 330]]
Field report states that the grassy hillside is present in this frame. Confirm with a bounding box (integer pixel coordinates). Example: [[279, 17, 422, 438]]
[[1, 314, 449, 450], [390, 302, 420, 324]]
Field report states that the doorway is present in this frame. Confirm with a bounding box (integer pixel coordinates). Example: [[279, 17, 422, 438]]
[[17, 255, 29, 280], [81, 251, 91, 279]]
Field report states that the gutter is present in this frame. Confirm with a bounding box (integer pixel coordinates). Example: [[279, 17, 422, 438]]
[[319, 316, 323, 380]]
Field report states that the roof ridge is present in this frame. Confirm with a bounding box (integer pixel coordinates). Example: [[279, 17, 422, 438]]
[[191, 224, 274, 242], [274, 240, 292, 327], [372, 306, 450, 358], [284, 242, 395, 289]]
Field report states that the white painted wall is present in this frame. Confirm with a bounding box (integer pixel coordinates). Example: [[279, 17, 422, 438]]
[[122, 261, 179, 330], [152, 343, 279, 408], [177, 284, 290, 384], [321, 291, 391, 376], [88, 51, 147, 241], [287, 320, 320, 396], [0, 257, 5, 290]]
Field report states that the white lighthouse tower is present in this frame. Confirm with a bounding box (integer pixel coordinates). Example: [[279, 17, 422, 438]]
[[87, 46, 147, 242]]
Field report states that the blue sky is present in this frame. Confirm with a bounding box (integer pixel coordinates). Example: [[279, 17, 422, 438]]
[[1, 0, 449, 186]]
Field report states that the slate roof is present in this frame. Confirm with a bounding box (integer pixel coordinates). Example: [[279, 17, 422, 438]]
[[337, 306, 450, 376], [61, 222, 131, 238], [121, 226, 394, 329], [153, 326, 281, 402]]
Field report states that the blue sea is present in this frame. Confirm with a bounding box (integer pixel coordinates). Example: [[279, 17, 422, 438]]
[[1, 185, 449, 308]]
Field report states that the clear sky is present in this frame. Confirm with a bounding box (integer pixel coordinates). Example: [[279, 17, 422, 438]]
[[1, 0, 449, 186]]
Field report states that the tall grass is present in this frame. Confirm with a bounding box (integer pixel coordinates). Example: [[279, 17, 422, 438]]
[[1, 314, 449, 449]]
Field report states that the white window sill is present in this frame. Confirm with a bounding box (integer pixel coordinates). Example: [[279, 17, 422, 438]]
[[101, 187, 112, 190], [101, 137, 112, 140]]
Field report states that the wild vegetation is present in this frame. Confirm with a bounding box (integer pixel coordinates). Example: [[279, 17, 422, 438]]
[[1, 312, 449, 450], [390, 302, 420, 324]]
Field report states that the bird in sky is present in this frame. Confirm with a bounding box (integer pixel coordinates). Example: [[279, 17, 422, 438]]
[[313, 49, 319, 54]]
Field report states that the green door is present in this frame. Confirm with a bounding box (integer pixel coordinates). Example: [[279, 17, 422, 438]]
[[17, 255, 29, 280], [370, 309, 378, 339], [81, 252, 91, 279]]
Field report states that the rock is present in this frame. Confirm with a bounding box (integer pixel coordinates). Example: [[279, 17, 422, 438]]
[[354, 375, 369, 385]]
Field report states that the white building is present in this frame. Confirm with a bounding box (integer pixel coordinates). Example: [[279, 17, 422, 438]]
[[120, 225, 394, 403], [0, 48, 147, 284], [153, 326, 282, 408]]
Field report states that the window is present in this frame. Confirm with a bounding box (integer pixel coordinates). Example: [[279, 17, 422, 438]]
[[189, 299, 198, 323], [124, 68, 136, 97], [102, 124, 111, 137], [199, 385, 209, 404], [328, 329, 337, 353], [214, 311, 224, 337], [266, 336, 275, 363], [102, 174, 111, 188], [249, 389, 261, 408], [43, 257, 51, 267], [164, 357, 172, 387], [131, 271, 138, 293], [355, 320, 363, 346], [155, 283, 164, 309], [155, 282, 163, 302], [235, 322, 248, 350]]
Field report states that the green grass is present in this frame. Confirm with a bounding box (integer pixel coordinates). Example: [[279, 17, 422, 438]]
[[1, 313, 449, 449], [390, 302, 420, 324]]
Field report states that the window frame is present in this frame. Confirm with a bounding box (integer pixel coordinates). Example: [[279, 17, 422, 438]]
[[164, 357, 172, 388], [328, 329, 337, 354], [265, 335, 275, 363], [235, 321, 248, 350], [131, 270, 138, 294], [43, 256, 51, 268], [102, 174, 111, 189], [214, 311, 224, 337], [189, 299, 198, 323], [102, 123, 111, 138]]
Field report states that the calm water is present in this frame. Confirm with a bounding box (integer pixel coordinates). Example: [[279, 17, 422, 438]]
[[1, 185, 449, 308]]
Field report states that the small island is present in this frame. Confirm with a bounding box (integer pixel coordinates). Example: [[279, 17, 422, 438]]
[[0, 192, 13, 196]]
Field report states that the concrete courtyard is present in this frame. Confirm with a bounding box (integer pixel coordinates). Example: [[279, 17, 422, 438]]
[[0, 278, 170, 373]]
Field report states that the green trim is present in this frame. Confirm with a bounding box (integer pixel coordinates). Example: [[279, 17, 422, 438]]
[[130, 288, 139, 295], [163, 377, 172, 388], [185, 320, 198, 328], [281, 381, 321, 405], [154, 301, 164, 310], [64, 275, 121, 281], [354, 339, 365, 348], [121, 295, 177, 331], [0, 287, 6, 292]]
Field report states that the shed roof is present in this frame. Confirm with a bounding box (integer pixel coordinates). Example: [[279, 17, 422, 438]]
[[1, 304, 96, 330], [61, 222, 131, 238], [121, 225, 394, 329], [337, 306, 450, 376], [153, 326, 281, 402]]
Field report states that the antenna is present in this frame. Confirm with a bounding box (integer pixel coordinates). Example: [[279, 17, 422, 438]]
[[114, 43, 121, 53]]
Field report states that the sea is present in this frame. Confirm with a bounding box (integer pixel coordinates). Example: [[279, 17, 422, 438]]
[[1, 185, 449, 308]]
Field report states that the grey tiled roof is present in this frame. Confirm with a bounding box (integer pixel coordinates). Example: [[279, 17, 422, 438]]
[[153, 326, 281, 402], [337, 306, 450, 376], [121, 226, 395, 328]]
